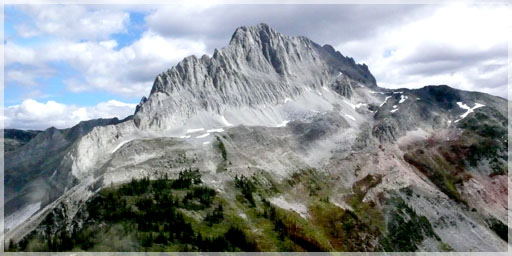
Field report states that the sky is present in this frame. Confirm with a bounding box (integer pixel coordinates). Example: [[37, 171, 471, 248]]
[[3, 3, 511, 130]]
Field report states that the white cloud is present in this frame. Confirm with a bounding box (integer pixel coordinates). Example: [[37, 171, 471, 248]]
[[336, 4, 510, 97], [6, 66, 56, 86], [4, 42, 36, 66], [6, 32, 208, 97], [5, 3, 510, 113], [3, 99, 137, 130], [14, 5, 129, 41]]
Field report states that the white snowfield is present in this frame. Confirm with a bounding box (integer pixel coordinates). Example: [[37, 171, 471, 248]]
[[390, 108, 399, 113], [454, 102, 485, 123]]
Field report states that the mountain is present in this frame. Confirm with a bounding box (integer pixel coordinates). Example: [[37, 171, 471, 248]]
[[5, 24, 509, 252], [3, 117, 130, 234], [3, 129, 42, 152]]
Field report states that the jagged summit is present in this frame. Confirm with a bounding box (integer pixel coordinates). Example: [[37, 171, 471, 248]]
[[137, 23, 377, 130], [229, 23, 279, 46]]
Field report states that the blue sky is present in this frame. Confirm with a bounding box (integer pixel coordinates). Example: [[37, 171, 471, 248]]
[[3, 4, 510, 130], [4, 6, 147, 106]]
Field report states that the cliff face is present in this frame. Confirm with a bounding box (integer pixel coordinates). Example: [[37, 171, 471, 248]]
[[133, 23, 376, 131]]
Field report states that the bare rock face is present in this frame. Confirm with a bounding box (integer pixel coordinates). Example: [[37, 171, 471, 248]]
[[331, 75, 355, 99], [133, 23, 376, 131]]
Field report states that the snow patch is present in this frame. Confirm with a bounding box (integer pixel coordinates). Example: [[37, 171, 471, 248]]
[[380, 96, 392, 107], [203, 142, 210, 145], [221, 116, 233, 127], [196, 133, 210, 138], [179, 135, 192, 139], [390, 108, 399, 113], [343, 100, 367, 110], [322, 86, 329, 92], [393, 105, 398, 109], [454, 102, 485, 123], [337, 71, 343, 77], [207, 128, 224, 133], [399, 95, 408, 104], [284, 97, 292, 103], [345, 114, 356, 121], [111, 139, 133, 153], [277, 120, 289, 127], [186, 128, 205, 133]]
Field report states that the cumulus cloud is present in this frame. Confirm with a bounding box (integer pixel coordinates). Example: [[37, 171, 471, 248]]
[[335, 4, 510, 97], [6, 32, 208, 97], [4, 4, 510, 130], [144, 4, 509, 97], [14, 5, 129, 41], [6, 67, 55, 87], [3, 99, 137, 130], [145, 4, 424, 51]]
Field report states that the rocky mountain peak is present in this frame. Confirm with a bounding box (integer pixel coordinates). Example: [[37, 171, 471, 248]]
[[229, 23, 281, 46], [136, 23, 379, 131]]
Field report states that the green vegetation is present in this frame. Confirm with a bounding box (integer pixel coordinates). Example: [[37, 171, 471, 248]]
[[459, 110, 507, 175], [440, 242, 454, 252], [404, 150, 467, 205], [10, 168, 448, 252], [379, 196, 439, 252], [12, 170, 257, 252], [234, 175, 256, 207], [260, 198, 327, 251], [217, 136, 228, 161], [487, 217, 508, 242]]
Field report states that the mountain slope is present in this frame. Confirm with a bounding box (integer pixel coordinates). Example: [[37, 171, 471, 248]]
[[4, 117, 131, 233], [5, 23, 509, 252]]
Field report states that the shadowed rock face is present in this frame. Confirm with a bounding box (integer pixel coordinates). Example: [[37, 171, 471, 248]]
[[3, 129, 42, 152], [5, 24, 509, 252], [4, 118, 129, 217]]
